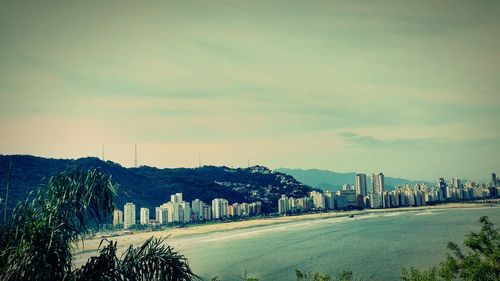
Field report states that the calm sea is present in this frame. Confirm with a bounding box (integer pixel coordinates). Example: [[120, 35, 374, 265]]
[[173, 207, 500, 280]]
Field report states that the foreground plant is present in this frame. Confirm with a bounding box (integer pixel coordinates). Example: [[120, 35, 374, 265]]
[[220, 216, 498, 281], [75, 236, 196, 281], [0, 168, 198, 281], [401, 216, 499, 281]]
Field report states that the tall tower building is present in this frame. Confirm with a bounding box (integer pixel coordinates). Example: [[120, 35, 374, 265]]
[[180, 202, 191, 223], [437, 178, 447, 199], [167, 193, 184, 222], [202, 205, 212, 220], [140, 207, 149, 225], [191, 199, 204, 220], [278, 195, 289, 214], [123, 203, 136, 229], [452, 177, 461, 189], [112, 210, 123, 226], [492, 173, 497, 188], [211, 198, 228, 219], [155, 207, 168, 224], [310, 191, 326, 210], [324, 191, 335, 210], [170, 193, 183, 203], [371, 173, 385, 194], [355, 174, 368, 196]]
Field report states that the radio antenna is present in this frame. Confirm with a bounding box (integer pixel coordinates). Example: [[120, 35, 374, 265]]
[[134, 144, 138, 168]]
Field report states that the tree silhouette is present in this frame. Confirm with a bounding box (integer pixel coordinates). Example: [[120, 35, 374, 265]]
[[0, 168, 198, 281]]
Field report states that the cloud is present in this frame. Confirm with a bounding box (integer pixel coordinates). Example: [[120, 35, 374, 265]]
[[1, 0, 499, 179], [339, 133, 430, 147], [339, 132, 499, 150]]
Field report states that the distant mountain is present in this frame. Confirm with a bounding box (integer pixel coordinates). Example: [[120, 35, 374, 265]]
[[275, 168, 432, 191], [0, 155, 313, 215]]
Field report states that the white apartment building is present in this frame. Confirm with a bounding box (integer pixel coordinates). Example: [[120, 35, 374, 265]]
[[212, 198, 228, 219], [278, 195, 289, 214], [112, 210, 123, 226], [123, 203, 136, 229], [140, 207, 150, 225], [191, 199, 204, 220], [310, 191, 326, 210], [155, 207, 168, 224]]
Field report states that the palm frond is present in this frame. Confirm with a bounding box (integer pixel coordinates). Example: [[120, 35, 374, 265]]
[[0, 168, 116, 281], [73, 239, 121, 281], [119, 237, 199, 281]]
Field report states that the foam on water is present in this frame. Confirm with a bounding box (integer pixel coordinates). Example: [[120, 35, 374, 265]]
[[178, 207, 500, 281]]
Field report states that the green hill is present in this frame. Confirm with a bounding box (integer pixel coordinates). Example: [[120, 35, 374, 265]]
[[0, 155, 312, 216]]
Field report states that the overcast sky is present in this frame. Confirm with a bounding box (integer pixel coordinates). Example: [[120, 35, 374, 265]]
[[1, 1, 499, 181]]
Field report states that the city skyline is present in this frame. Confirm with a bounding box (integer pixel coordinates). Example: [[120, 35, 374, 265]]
[[112, 171, 498, 228], [1, 1, 499, 180]]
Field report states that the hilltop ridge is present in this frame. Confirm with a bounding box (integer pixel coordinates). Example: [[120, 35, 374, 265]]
[[0, 155, 312, 214]]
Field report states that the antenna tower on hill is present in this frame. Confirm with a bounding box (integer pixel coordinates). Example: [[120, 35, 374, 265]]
[[134, 144, 138, 168]]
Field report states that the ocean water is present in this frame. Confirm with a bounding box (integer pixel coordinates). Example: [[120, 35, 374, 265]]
[[174, 207, 500, 280]]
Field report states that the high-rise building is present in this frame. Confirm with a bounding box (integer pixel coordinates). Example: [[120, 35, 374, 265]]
[[492, 173, 497, 188], [140, 207, 150, 225], [437, 178, 447, 199], [278, 195, 289, 214], [310, 191, 326, 210], [155, 207, 168, 224], [371, 173, 385, 194], [160, 202, 176, 223], [338, 189, 358, 208], [452, 177, 461, 189], [292, 197, 304, 212], [112, 210, 123, 226], [173, 203, 182, 222], [157, 202, 174, 223], [170, 193, 183, 203], [211, 198, 228, 219], [181, 202, 191, 223], [165, 193, 186, 222], [288, 197, 296, 212], [241, 202, 250, 217], [335, 195, 348, 209], [324, 191, 335, 210], [191, 199, 204, 220], [227, 204, 237, 217], [202, 205, 212, 220], [369, 193, 383, 208], [355, 174, 367, 196], [123, 203, 136, 229]]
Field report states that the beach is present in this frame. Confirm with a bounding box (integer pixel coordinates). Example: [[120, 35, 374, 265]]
[[73, 202, 497, 267]]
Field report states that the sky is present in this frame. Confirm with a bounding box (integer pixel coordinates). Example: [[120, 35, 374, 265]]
[[0, 0, 499, 181]]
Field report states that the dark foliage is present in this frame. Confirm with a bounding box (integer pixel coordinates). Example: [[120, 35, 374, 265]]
[[0, 168, 116, 280], [74, 237, 198, 281], [401, 216, 500, 281], [0, 155, 312, 215], [0, 168, 198, 281]]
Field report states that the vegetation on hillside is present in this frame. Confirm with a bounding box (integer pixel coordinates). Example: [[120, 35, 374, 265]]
[[0, 155, 312, 214], [0, 168, 197, 281]]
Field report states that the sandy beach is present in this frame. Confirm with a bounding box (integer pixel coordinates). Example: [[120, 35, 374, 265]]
[[73, 202, 497, 265]]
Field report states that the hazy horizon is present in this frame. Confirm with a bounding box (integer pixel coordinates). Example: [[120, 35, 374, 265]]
[[1, 1, 499, 180], [0, 153, 492, 183]]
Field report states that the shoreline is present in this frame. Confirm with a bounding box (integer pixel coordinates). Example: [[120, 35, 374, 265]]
[[74, 202, 498, 259]]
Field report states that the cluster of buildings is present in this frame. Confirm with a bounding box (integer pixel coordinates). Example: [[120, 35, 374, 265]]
[[278, 172, 499, 214], [113, 193, 262, 229]]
